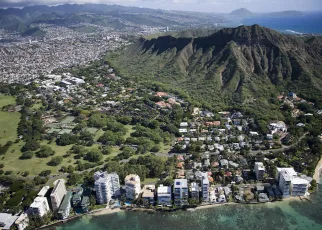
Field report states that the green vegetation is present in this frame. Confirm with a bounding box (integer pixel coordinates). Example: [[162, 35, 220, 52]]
[[0, 95, 20, 146]]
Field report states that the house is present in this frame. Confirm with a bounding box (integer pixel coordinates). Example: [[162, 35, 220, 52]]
[[220, 159, 229, 169], [223, 187, 232, 197], [142, 185, 156, 205], [249, 131, 259, 136], [155, 92, 168, 97], [229, 161, 239, 168], [157, 185, 172, 206], [266, 134, 273, 140], [14, 213, 29, 230], [179, 129, 188, 133], [180, 122, 188, 127], [258, 193, 270, 203]]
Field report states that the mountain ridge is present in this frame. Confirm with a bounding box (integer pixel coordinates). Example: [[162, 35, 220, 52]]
[[107, 25, 322, 112]]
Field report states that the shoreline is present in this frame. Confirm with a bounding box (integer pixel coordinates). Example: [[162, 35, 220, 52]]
[[313, 157, 322, 182], [89, 208, 123, 216], [40, 197, 307, 229]]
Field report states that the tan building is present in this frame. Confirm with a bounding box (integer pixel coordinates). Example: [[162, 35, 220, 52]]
[[125, 174, 141, 200], [50, 179, 67, 211]]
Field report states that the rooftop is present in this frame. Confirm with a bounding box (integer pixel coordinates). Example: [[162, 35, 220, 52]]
[[0, 213, 19, 230], [38, 186, 50, 197], [174, 179, 188, 188], [157, 185, 171, 194]]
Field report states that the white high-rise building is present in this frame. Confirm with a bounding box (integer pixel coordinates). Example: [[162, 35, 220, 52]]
[[125, 174, 141, 200], [279, 170, 292, 198], [94, 171, 121, 204], [174, 179, 188, 206], [50, 179, 67, 211], [201, 173, 209, 202], [277, 168, 310, 197], [108, 172, 121, 197], [254, 162, 265, 180], [30, 197, 50, 217]]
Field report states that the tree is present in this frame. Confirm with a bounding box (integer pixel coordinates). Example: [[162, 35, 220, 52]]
[[56, 133, 79, 146], [47, 156, 63, 166], [88, 113, 107, 128], [20, 151, 34, 159], [39, 170, 51, 177], [36, 146, 55, 158], [21, 140, 40, 152], [85, 150, 103, 163]]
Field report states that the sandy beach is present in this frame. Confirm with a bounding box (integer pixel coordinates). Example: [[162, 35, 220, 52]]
[[313, 157, 322, 182], [193, 202, 238, 210], [89, 208, 123, 216]]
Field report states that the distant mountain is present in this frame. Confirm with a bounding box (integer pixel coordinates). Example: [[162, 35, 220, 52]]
[[0, 3, 223, 32], [21, 27, 45, 37], [230, 8, 253, 17], [107, 25, 322, 112]]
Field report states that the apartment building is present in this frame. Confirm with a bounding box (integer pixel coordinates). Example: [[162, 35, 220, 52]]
[[125, 174, 141, 200], [254, 162, 265, 180], [30, 197, 50, 217], [291, 178, 310, 196], [190, 182, 199, 200], [58, 191, 73, 220], [174, 179, 188, 206], [157, 185, 172, 206], [278, 168, 310, 197], [201, 173, 209, 201], [50, 179, 67, 211]]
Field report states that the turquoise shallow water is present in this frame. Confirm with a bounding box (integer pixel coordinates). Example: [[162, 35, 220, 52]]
[[51, 175, 322, 230]]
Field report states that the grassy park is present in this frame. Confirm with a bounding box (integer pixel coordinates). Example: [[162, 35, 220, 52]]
[[0, 95, 20, 146]]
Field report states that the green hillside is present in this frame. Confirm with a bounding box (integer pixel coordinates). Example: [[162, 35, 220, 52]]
[[107, 25, 322, 116]]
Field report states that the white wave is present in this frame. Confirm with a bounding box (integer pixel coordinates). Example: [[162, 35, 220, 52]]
[[285, 29, 303, 35]]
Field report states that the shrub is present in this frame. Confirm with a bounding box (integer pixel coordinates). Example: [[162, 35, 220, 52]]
[[20, 151, 34, 159]]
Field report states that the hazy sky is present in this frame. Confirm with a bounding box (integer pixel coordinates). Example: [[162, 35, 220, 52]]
[[0, 0, 322, 13]]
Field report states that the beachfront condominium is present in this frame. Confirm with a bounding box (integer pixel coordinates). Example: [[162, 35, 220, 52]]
[[190, 182, 199, 200], [50, 179, 67, 211], [57, 191, 73, 220], [94, 171, 121, 204], [30, 197, 50, 217], [254, 162, 265, 180], [277, 168, 310, 197], [201, 173, 209, 202], [94, 172, 111, 204], [279, 170, 292, 198], [174, 179, 188, 206], [157, 185, 172, 206], [125, 174, 141, 200], [108, 172, 121, 197]]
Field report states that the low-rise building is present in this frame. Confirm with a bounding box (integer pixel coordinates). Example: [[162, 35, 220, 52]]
[[14, 213, 29, 230], [0, 213, 19, 230], [58, 191, 73, 220], [142, 185, 155, 205], [157, 185, 172, 206]]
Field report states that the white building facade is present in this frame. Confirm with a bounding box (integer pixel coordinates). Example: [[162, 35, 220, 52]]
[[157, 185, 172, 206], [201, 173, 209, 202], [254, 162, 265, 180], [94, 171, 121, 204], [30, 197, 50, 217], [50, 179, 67, 211], [125, 174, 141, 200]]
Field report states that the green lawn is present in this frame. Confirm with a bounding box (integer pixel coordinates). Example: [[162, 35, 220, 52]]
[[0, 95, 20, 146]]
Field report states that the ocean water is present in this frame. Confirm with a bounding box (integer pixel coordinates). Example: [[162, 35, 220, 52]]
[[51, 174, 322, 230], [227, 12, 322, 34]]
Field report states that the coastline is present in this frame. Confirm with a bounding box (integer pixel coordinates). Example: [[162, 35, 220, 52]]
[[89, 208, 123, 216], [313, 157, 322, 182]]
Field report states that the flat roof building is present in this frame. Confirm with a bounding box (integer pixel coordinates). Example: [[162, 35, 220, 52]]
[[125, 174, 141, 200], [50, 179, 67, 211], [157, 185, 172, 206], [0, 213, 19, 230], [142, 185, 155, 205], [58, 191, 73, 220], [30, 197, 50, 217], [174, 179, 188, 206]]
